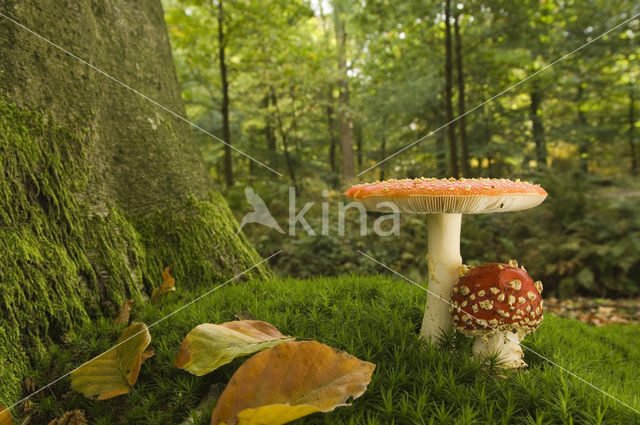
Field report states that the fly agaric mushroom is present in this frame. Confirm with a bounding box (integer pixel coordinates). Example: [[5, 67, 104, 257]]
[[451, 261, 543, 368], [344, 177, 547, 342]]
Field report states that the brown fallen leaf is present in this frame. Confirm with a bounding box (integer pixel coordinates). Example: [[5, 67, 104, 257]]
[[23, 378, 36, 395], [175, 320, 294, 376], [113, 299, 134, 327], [0, 406, 13, 425], [70, 322, 153, 400], [46, 410, 87, 425], [152, 267, 176, 300], [210, 341, 376, 425], [234, 311, 256, 321]]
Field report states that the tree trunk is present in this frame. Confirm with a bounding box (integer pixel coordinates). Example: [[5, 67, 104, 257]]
[[334, 7, 355, 183], [355, 121, 363, 168], [326, 88, 338, 176], [444, 0, 459, 178], [271, 87, 297, 188], [454, 11, 470, 177], [380, 123, 387, 181], [629, 83, 637, 175], [264, 92, 276, 152], [0, 0, 269, 404], [576, 84, 589, 172], [530, 84, 547, 166], [218, 0, 233, 187]]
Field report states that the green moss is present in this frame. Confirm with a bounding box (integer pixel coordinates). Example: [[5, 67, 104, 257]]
[[20, 275, 640, 425], [0, 98, 134, 403], [0, 98, 270, 405]]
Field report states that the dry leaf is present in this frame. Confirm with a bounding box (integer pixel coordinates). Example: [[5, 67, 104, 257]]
[[546, 296, 640, 325], [234, 311, 256, 321], [175, 320, 294, 376], [70, 322, 153, 400], [152, 267, 176, 299], [0, 406, 13, 425], [23, 378, 36, 394], [210, 341, 376, 425], [46, 410, 87, 425], [113, 299, 134, 327]]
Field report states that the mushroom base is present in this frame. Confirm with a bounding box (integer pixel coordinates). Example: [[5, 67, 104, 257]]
[[472, 332, 527, 369]]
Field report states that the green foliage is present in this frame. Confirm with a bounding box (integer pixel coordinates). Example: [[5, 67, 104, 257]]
[[22, 275, 640, 424], [164, 0, 640, 298]]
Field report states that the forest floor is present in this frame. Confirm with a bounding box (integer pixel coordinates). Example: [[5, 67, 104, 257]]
[[545, 297, 640, 325], [14, 275, 640, 425]]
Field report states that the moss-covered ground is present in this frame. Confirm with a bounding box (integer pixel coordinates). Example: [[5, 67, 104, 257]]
[[11, 275, 640, 425]]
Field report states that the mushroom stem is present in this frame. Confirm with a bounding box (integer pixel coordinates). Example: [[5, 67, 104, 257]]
[[420, 213, 462, 342], [472, 332, 526, 368]]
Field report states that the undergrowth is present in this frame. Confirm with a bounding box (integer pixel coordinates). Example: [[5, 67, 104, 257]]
[[18, 275, 640, 424]]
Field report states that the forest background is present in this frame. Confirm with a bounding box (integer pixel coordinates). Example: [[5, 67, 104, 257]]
[[163, 0, 640, 298]]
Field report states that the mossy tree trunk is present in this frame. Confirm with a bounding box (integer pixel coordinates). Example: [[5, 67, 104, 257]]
[[0, 0, 270, 404]]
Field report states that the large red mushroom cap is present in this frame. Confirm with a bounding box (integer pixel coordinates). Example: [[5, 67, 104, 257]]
[[344, 177, 547, 214], [451, 261, 544, 337]]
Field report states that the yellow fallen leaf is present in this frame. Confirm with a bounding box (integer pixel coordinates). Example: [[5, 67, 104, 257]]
[[175, 320, 294, 376], [70, 322, 153, 400], [152, 266, 176, 299], [0, 406, 13, 425], [210, 341, 375, 425], [113, 299, 134, 327]]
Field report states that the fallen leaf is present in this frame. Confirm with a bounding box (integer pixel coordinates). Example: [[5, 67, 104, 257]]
[[175, 320, 294, 376], [46, 410, 87, 425], [70, 322, 153, 400], [113, 299, 134, 327], [234, 311, 256, 321], [152, 267, 176, 299], [0, 406, 13, 425], [210, 341, 376, 425], [23, 378, 36, 394]]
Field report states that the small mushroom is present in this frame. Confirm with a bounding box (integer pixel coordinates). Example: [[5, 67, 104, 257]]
[[451, 262, 544, 368], [344, 177, 547, 342]]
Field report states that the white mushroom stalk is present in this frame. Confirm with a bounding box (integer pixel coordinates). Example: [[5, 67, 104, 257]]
[[472, 331, 524, 369], [343, 177, 548, 347], [420, 213, 462, 341]]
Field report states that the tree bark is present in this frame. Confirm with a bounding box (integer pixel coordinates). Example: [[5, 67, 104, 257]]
[[454, 11, 470, 177], [380, 122, 387, 181], [530, 84, 547, 166], [271, 87, 297, 188], [326, 88, 338, 176], [334, 6, 355, 183], [218, 0, 233, 187], [444, 0, 459, 178], [0, 0, 268, 404], [576, 83, 589, 172], [355, 121, 363, 168], [629, 83, 637, 175], [264, 92, 276, 152]]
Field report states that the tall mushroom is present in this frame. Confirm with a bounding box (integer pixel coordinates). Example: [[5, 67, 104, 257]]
[[344, 177, 547, 342], [451, 261, 544, 368]]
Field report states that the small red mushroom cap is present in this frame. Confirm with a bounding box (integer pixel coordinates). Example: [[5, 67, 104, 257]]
[[451, 260, 543, 337]]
